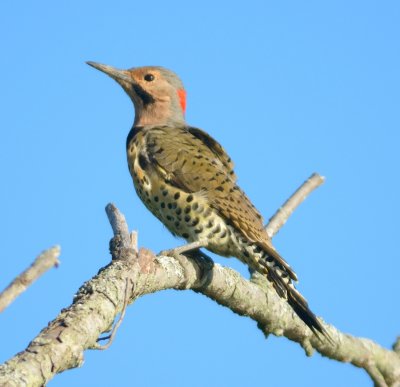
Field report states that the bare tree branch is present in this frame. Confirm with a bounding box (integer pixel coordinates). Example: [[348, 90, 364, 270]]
[[0, 246, 60, 313], [266, 173, 325, 238], [0, 178, 399, 386]]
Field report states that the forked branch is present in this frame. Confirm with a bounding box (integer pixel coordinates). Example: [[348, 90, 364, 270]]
[[0, 174, 398, 387]]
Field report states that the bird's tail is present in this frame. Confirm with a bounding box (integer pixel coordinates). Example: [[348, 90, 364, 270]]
[[255, 242, 330, 341]]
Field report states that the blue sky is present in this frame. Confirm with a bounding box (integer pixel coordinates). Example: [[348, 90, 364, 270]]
[[1, 1, 399, 386]]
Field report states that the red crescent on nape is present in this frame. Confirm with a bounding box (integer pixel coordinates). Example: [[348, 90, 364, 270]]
[[177, 89, 186, 113]]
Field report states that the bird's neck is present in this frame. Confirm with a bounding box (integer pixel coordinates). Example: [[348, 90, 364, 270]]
[[133, 99, 185, 127]]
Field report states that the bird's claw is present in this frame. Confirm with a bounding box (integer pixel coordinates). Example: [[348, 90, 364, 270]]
[[159, 248, 180, 258]]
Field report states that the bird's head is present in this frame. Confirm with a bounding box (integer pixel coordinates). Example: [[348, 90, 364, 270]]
[[87, 62, 186, 127]]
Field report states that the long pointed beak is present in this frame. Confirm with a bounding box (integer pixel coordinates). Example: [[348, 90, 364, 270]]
[[86, 61, 132, 83]]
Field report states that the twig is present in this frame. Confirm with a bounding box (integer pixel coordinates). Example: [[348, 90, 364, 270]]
[[266, 173, 325, 238], [94, 278, 133, 350], [92, 205, 138, 350], [365, 364, 387, 387], [106, 203, 134, 251], [0, 246, 60, 313]]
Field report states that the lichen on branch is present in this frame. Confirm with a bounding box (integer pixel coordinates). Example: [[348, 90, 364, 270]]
[[0, 174, 398, 387]]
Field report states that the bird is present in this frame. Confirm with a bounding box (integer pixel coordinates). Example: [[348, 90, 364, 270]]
[[87, 61, 329, 340]]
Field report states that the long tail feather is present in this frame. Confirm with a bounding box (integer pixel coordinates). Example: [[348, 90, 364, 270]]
[[257, 250, 332, 342]]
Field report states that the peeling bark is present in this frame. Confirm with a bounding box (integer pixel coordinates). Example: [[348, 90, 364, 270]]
[[0, 176, 399, 386]]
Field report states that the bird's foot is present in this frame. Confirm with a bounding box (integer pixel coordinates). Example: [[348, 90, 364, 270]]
[[159, 240, 206, 258]]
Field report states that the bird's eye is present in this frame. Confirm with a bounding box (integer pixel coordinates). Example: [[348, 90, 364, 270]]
[[144, 74, 155, 82]]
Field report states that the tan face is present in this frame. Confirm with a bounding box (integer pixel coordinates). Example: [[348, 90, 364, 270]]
[[87, 62, 186, 126], [125, 68, 174, 105]]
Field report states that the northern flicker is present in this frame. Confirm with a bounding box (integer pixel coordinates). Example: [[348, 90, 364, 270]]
[[87, 61, 329, 339]]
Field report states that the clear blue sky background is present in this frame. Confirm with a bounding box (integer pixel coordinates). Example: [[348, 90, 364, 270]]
[[1, 1, 399, 386]]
